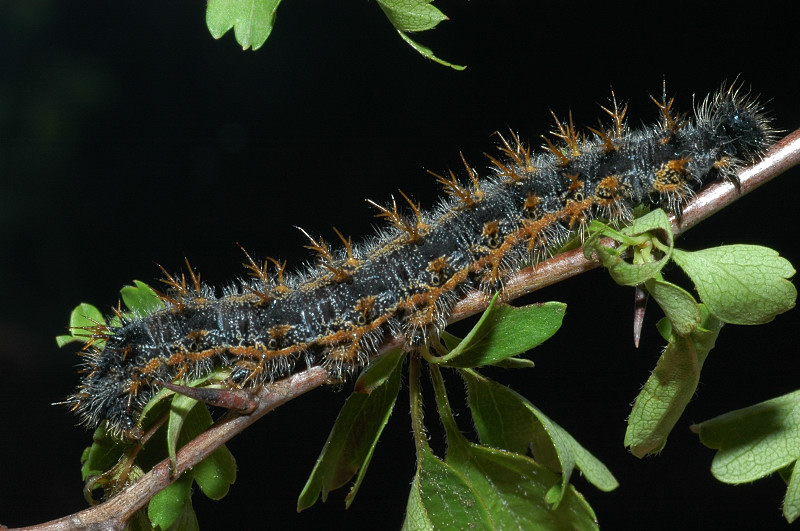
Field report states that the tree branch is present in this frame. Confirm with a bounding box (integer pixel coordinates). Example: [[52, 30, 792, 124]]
[[8, 128, 800, 531]]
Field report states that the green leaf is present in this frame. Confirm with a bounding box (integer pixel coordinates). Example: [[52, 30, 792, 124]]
[[428, 295, 566, 368], [81, 424, 126, 481], [206, 0, 281, 51], [584, 209, 673, 286], [193, 443, 237, 500], [56, 302, 106, 347], [376, 0, 447, 32], [463, 370, 618, 504], [425, 366, 600, 528], [644, 277, 702, 336], [374, 0, 465, 70], [120, 280, 162, 315], [166, 394, 204, 471], [402, 443, 491, 530], [671, 245, 796, 325], [297, 348, 405, 511], [692, 389, 800, 523], [625, 309, 723, 457], [147, 470, 197, 531], [354, 348, 407, 394]]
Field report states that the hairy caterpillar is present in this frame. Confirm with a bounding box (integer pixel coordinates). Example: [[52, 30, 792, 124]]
[[67, 81, 774, 438]]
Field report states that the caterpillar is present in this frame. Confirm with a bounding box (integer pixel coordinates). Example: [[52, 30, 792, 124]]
[[67, 81, 774, 439]]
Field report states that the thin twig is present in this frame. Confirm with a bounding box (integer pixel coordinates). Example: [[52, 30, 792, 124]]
[[8, 128, 800, 531]]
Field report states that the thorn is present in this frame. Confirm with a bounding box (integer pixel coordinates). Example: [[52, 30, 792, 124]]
[[633, 286, 648, 348], [157, 380, 259, 414]]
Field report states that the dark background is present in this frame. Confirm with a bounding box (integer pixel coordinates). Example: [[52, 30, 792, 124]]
[[2, 1, 799, 529]]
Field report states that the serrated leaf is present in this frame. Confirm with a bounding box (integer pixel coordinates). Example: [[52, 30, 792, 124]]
[[626, 310, 723, 457], [692, 389, 800, 523], [120, 280, 162, 315], [402, 444, 490, 530], [147, 470, 197, 530], [57, 303, 106, 347], [376, 0, 448, 32], [463, 370, 618, 504], [428, 295, 565, 368], [206, 0, 281, 51], [427, 367, 600, 527], [671, 245, 796, 325], [297, 348, 405, 511]]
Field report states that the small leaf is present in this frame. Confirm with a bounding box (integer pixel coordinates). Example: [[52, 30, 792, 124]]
[[584, 209, 674, 286], [120, 280, 162, 315], [297, 348, 405, 511], [147, 470, 197, 530], [625, 309, 723, 457], [194, 444, 237, 500], [354, 348, 407, 394], [206, 0, 281, 51], [671, 245, 796, 325], [376, 0, 447, 32], [692, 389, 800, 523], [56, 303, 106, 347], [429, 295, 565, 368], [81, 424, 126, 481], [644, 277, 702, 336], [166, 394, 204, 471]]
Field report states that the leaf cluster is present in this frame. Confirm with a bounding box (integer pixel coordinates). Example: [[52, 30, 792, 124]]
[[205, 0, 464, 69]]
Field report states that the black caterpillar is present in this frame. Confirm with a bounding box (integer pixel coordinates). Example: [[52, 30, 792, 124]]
[[68, 81, 774, 438]]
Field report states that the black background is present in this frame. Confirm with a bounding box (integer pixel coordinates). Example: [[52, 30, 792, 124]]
[[2, 1, 799, 529]]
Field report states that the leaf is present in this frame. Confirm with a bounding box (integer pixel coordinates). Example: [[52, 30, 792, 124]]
[[692, 389, 800, 523], [120, 280, 162, 315], [584, 209, 674, 286], [644, 277, 702, 336], [354, 348, 407, 394], [297, 348, 405, 511], [625, 309, 724, 457], [194, 443, 237, 500], [206, 0, 281, 51], [376, 0, 447, 32], [147, 470, 197, 531], [428, 295, 566, 368], [375, 0, 465, 70], [56, 302, 106, 347], [463, 370, 618, 505], [166, 394, 204, 471], [425, 367, 601, 528], [671, 245, 796, 325], [402, 444, 491, 530]]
